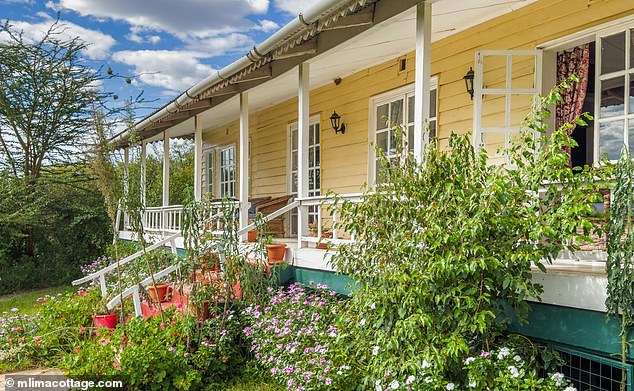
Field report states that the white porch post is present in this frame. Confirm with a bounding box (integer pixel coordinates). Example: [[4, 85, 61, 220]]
[[123, 147, 129, 229], [194, 116, 203, 201], [414, 1, 432, 162], [162, 130, 170, 233], [140, 141, 147, 207], [297, 63, 310, 248], [239, 92, 250, 239]]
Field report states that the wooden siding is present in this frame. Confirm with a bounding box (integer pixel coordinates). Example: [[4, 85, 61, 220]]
[[201, 0, 634, 198]]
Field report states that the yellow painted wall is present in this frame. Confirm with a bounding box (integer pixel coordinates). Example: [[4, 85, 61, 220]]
[[202, 0, 634, 198]]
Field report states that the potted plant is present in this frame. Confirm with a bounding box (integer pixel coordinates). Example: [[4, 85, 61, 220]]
[[248, 229, 259, 242], [265, 241, 287, 265], [147, 283, 171, 303], [93, 299, 118, 330], [310, 224, 333, 249]]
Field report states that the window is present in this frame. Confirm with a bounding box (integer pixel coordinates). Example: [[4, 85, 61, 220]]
[[219, 145, 236, 198], [596, 28, 634, 161], [473, 50, 542, 165], [206, 151, 214, 196], [371, 79, 438, 183], [289, 117, 320, 235]]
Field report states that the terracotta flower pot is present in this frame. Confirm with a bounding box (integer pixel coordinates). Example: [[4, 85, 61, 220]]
[[93, 313, 117, 330], [147, 284, 171, 303], [248, 230, 258, 242], [266, 243, 287, 264], [316, 232, 332, 250]]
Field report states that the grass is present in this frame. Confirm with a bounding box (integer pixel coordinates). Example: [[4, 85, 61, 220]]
[[0, 285, 75, 316], [223, 368, 284, 391]]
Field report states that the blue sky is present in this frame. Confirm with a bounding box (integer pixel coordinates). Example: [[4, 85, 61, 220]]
[[0, 0, 305, 118]]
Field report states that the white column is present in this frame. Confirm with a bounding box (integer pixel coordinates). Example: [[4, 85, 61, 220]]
[[297, 63, 310, 247], [194, 116, 203, 201], [414, 1, 432, 162], [162, 129, 170, 207], [123, 147, 129, 229], [140, 141, 147, 207], [239, 92, 250, 238]]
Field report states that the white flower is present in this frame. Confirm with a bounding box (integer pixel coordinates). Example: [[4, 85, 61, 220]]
[[372, 346, 380, 356], [405, 375, 415, 385], [469, 380, 476, 388], [424, 377, 433, 384], [389, 380, 399, 389], [563, 387, 576, 391], [329, 332, 337, 338], [375, 384, 382, 391], [513, 355, 522, 362], [446, 383, 455, 390], [422, 360, 431, 369], [370, 302, 376, 309], [360, 318, 367, 326], [464, 357, 476, 365], [497, 347, 511, 360], [551, 372, 565, 386], [508, 365, 519, 378]]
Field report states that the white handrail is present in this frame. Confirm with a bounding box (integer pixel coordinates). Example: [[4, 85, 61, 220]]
[[106, 199, 299, 316]]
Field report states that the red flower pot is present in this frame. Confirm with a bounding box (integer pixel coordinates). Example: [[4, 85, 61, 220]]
[[247, 230, 258, 242], [147, 284, 171, 303], [93, 313, 117, 330], [266, 243, 287, 265], [316, 232, 333, 250]]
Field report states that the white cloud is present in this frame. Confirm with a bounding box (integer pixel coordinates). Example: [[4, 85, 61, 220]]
[[187, 33, 253, 56], [253, 19, 279, 33], [126, 26, 161, 45], [111, 50, 215, 92], [275, 0, 304, 15], [46, 0, 270, 41], [2, 13, 116, 59]]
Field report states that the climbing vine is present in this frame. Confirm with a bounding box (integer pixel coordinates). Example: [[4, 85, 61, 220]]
[[606, 148, 634, 391]]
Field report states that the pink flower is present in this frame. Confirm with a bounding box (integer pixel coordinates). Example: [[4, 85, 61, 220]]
[[168, 346, 175, 351], [160, 323, 166, 329], [74, 346, 81, 351], [481, 351, 489, 357]]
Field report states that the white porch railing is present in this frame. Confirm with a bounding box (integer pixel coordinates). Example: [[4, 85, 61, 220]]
[[76, 194, 362, 318], [297, 193, 363, 247]]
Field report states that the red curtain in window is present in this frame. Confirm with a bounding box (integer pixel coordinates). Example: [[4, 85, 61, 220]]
[[556, 43, 590, 158]]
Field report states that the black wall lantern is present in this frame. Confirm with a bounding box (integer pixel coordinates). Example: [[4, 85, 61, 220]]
[[463, 67, 475, 100], [330, 111, 346, 134]]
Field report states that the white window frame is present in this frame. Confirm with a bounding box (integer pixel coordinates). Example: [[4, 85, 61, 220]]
[[368, 78, 438, 185], [287, 115, 321, 236], [472, 50, 542, 164], [218, 144, 236, 198]]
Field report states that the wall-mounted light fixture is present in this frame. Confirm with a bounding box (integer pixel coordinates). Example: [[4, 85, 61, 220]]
[[463, 67, 475, 100], [330, 111, 346, 135]]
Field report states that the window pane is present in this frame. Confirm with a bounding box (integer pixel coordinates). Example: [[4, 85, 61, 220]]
[[388, 129, 397, 155], [408, 96, 414, 123], [600, 120, 624, 160], [430, 88, 437, 118], [390, 99, 403, 125], [601, 32, 625, 74], [292, 128, 298, 150], [408, 125, 414, 152], [429, 120, 437, 140], [631, 29, 634, 70], [309, 169, 314, 191], [314, 124, 320, 144], [315, 146, 320, 167], [315, 169, 320, 190], [309, 148, 314, 168], [291, 172, 298, 194], [309, 126, 314, 145], [376, 130, 387, 152], [600, 76, 625, 118], [376, 104, 389, 130], [630, 73, 634, 114], [292, 151, 298, 171]]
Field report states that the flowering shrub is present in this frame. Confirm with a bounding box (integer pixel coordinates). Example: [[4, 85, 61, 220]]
[[62, 307, 246, 389], [0, 307, 39, 368], [243, 282, 352, 390], [462, 347, 576, 391], [0, 288, 98, 371]]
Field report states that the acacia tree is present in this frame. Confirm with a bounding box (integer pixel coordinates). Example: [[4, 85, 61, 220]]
[[0, 20, 134, 256]]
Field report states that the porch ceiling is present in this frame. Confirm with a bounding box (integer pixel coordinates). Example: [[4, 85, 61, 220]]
[[142, 0, 537, 143]]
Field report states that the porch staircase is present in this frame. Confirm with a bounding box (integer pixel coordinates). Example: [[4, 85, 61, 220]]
[[72, 201, 300, 318]]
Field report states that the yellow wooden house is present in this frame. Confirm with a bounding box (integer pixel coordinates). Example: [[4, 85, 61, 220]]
[[107, 0, 634, 387]]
